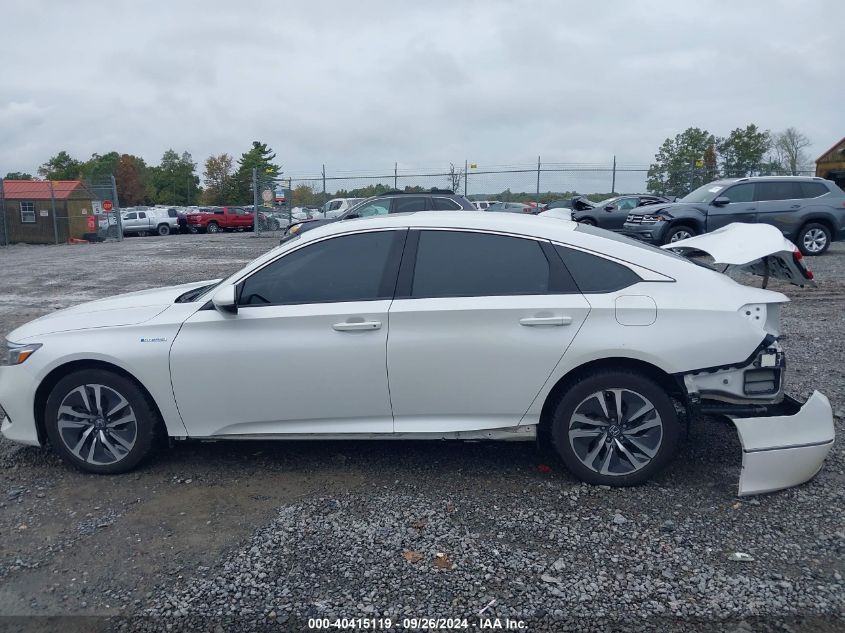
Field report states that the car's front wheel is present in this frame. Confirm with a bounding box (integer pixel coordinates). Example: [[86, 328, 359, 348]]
[[44, 369, 159, 474], [797, 222, 831, 256], [550, 370, 681, 487], [577, 217, 597, 226], [664, 225, 696, 244]]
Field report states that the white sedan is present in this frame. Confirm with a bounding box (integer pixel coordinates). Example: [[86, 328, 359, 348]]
[[0, 213, 834, 494]]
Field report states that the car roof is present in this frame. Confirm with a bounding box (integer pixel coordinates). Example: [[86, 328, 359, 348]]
[[299, 211, 577, 243]]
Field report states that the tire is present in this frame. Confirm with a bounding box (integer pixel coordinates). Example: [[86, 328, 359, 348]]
[[189, 226, 199, 234], [44, 369, 159, 474], [663, 225, 696, 245], [157, 224, 171, 236], [797, 222, 831, 256], [577, 217, 597, 226], [550, 370, 681, 487], [206, 222, 220, 234]]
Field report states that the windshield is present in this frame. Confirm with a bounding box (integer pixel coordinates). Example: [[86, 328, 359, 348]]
[[678, 182, 731, 204]]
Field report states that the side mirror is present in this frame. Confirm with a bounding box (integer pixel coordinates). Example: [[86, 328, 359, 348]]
[[604, 204, 615, 211], [346, 212, 360, 219], [211, 285, 238, 314], [712, 196, 731, 207]]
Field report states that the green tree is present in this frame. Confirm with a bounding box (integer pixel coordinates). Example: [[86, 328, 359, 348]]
[[148, 150, 200, 205], [38, 150, 83, 180], [234, 141, 281, 202], [4, 172, 33, 180], [202, 153, 236, 205], [646, 128, 717, 196], [80, 152, 120, 181], [717, 124, 771, 177], [115, 154, 147, 206]]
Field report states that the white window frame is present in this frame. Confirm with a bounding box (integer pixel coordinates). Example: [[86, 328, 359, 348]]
[[20, 201, 36, 223]]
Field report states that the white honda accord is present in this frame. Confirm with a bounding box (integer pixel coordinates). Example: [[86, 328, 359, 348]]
[[0, 213, 835, 494]]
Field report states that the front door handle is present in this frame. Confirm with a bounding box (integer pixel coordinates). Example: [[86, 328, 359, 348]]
[[332, 320, 382, 332], [519, 316, 572, 327]]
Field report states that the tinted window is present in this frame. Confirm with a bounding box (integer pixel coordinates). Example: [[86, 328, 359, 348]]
[[168, 209, 177, 217], [330, 200, 342, 210], [723, 183, 754, 203], [755, 181, 802, 201], [124, 212, 137, 220], [554, 245, 641, 293], [411, 231, 552, 298], [392, 197, 427, 213], [431, 197, 462, 210], [801, 182, 829, 198], [138, 212, 146, 219], [240, 231, 397, 306]]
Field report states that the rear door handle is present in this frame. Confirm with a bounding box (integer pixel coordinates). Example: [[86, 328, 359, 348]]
[[332, 320, 382, 332], [519, 316, 572, 326]]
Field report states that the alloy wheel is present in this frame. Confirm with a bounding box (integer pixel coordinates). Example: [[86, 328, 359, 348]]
[[568, 389, 663, 476], [56, 384, 138, 466], [669, 229, 692, 242], [803, 228, 827, 254]]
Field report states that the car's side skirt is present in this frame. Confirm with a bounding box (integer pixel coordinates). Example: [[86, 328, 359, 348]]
[[178, 425, 537, 442]]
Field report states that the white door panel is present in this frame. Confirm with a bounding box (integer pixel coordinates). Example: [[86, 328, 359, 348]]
[[170, 300, 393, 436], [387, 295, 590, 432]]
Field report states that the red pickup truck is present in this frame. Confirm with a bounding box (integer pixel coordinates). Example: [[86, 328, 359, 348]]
[[186, 207, 253, 233]]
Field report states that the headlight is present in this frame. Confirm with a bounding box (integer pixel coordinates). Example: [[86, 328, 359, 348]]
[[640, 214, 669, 224], [288, 223, 303, 235], [1, 341, 42, 366]]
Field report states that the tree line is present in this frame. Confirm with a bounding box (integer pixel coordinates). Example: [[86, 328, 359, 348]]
[[4, 141, 281, 208], [647, 125, 812, 197]]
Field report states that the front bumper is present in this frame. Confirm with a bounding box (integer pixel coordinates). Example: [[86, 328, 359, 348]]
[[621, 221, 669, 244], [0, 365, 41, 447], [729, 391, 834, 496]]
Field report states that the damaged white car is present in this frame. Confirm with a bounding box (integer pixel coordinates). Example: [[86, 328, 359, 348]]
[[0, 213, 835, 495]]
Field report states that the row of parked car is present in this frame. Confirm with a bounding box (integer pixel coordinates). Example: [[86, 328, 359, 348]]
[[279, 176, 845, 256]]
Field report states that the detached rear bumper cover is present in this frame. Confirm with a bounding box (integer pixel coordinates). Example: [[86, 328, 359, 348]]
[[729, 391, 834, 496]]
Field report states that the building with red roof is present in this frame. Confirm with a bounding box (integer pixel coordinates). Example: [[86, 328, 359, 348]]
[[0, 180, 97, 244]]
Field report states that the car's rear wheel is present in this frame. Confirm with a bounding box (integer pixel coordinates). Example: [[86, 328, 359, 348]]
[[206, 222, 219, 234], [44, 369, 159, 474], [797, 222, 831, 256], [664, 225, 696, 245], [550, 370, 681, 487], [157, 224, 171, 236]]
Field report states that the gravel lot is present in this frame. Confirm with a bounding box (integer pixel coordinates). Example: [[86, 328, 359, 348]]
[[0, 233, 843, 633]]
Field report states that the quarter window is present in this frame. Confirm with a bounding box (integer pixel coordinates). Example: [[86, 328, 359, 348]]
[[800, 182, 829, 198], [554, 246, 641, 293], [410, 231, 559, 298], [20, 201, 36, 223], [431, 197, 462, 210], [754, 181, 802, 201], [355, 200, 391, 217], [239, 231, 398, 306]]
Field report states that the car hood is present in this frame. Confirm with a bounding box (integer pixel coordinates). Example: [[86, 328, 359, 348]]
[[663, 223, 816, 287], [7, 279, 220, 341]]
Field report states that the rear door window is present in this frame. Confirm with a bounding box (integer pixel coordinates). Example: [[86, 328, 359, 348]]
[[754, 181, 802, 201], [392, 197, 428, 213], [431, 197, 463, 210], [410, 230, 569, 298]]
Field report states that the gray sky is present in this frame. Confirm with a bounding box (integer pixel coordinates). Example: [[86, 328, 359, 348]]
[[1, 0, 842, 190]]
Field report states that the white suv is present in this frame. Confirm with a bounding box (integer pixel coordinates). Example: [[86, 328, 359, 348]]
[[320, 198, 364, 219]]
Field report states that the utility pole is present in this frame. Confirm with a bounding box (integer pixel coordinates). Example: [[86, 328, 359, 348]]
[[394, 162, 398, 190], [111, 175, 123, 242], [322, 164, 327, 203], [464, 159, 468, 196], [535, 156, 541, 208], [611, 155, 617, 194]]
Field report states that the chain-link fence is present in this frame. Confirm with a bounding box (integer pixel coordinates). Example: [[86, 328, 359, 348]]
[[283, 160, 817, 212], [0, 177, 122, 247]]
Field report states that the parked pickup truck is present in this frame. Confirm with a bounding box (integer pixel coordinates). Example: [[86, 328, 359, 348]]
[[121, 208, 179, 236], [185, 207, 253, 233], [622, 176, 845, 255]]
